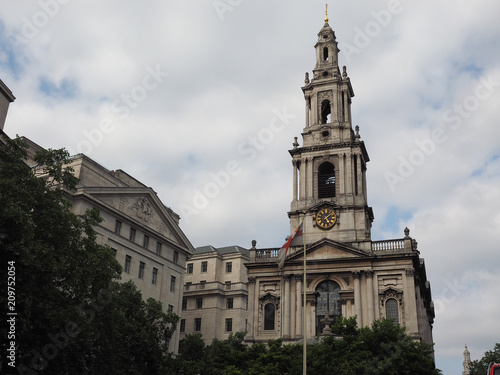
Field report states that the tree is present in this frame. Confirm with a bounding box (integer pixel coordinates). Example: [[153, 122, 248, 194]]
[[174, 317, 441, 375], [309, 317, 441, 375], [0, 137, 178, 374], [470, 343, 500, 375]]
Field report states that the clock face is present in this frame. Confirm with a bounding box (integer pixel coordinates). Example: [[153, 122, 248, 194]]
[[316, 208, 337, 229]]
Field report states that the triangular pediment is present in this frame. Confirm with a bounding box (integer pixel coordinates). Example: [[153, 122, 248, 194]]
[[287, 238, 371, 263], [78, 186, 193, 252]]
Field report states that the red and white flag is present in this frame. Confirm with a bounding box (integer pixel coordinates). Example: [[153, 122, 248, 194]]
[[277, 223, 303, 269]]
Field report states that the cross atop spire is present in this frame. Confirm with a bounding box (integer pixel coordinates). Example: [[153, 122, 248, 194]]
[[324, 3, 329, 23]]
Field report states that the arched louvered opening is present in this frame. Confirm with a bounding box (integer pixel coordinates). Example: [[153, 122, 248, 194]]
[[318, 162, 335, 198], [321, 99, 331, 124]]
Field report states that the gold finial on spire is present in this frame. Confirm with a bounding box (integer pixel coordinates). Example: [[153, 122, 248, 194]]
[[325, 3, 329, 23]]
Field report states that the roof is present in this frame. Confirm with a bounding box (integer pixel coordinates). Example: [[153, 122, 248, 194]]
[[194, 245, 250, 258]]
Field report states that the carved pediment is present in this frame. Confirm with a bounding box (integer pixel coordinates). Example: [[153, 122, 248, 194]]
[[85, 188, 186, 246], [259, 292, 280, 305], [288, 238, 371, 263]]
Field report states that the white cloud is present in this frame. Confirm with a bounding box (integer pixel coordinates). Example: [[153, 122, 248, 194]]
[[1, 2, 500, 374]]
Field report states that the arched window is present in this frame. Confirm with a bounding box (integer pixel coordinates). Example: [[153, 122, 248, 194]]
[[321, 100, 331, 124], [264, 303, 275, 330], [316, 280, 341, 335], [318, 162, 335, 198], [323, 47, 329, 62], [386, 298, 399, 325]]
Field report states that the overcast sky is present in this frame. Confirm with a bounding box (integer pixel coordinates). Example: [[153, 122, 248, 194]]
[[1, 1, 499, 374]]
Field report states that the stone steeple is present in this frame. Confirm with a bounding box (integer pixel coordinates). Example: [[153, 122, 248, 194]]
[[289, 15, 373, 249], [463, 345, 471, 375]]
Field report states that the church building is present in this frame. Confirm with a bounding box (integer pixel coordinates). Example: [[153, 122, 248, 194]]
[[245, 15, 435, 346]]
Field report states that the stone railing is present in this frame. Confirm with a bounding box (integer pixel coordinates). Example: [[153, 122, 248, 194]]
[[254, 248, 280, 261], [371, 238, 413, 252]]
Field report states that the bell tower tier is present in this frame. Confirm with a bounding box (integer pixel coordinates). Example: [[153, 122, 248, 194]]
[[288, 20, 374, 250]]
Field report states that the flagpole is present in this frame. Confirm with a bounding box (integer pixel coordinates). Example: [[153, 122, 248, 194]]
[[303, 218, 307, 375]]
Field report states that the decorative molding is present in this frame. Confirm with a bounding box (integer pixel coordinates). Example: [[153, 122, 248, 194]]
[[131, 197, 154, 223]]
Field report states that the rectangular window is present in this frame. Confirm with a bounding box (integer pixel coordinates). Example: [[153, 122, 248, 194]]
[[180, 319, 186, 333], [196, 298, 203, 309], [168, 305, 174, 313], [225, 318, 232, 332], [173, 251, 179, 264], [225, 281, 231, 290], [187, 263, 193, 274], [185, 282, 192, 290], [226, 262, 232, 273], [114, 220, 122, 234], [156, 242, 162, 255], [201, 261, 207, 273], [138, 261, 145, 279], [226, 297, 233, 309], [124, 255, 131, 273], [152, 267, 158, 285], [182, 298, 187, 310], [129, 227, 136, 242], [200, 280, 206, 289], [194, 318, 201, 332], [170, 276, 176, 292], [143, 235, 149, 249]]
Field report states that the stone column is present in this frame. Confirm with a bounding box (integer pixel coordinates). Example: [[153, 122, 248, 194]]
[[307, 157, 314, 199], [309, 300, 316, 338], [295, 275, 303, 338], [339, 153, 345, 195], [247, 277, 256, 340], [292, 160, 298, 202], [299, 160, 306, 200], [283, 275, 291, 339], [366, 271, 375, 324], [353, 271, 362, 326], [357, 154, 363, 196], [305, 97, 310, 128], [404, 269, 419, 334]]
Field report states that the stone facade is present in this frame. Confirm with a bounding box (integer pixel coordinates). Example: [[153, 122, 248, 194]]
[[180, 246, 249, 345], [23, 141, 195, 353], [245, 20, 435, 347], [0, 78, 15, 132]]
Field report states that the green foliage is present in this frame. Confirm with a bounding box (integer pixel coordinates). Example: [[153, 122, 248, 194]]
[[0, 137, 178, 374], [174, 317, 440, 375], [470, 343, 500, 375]]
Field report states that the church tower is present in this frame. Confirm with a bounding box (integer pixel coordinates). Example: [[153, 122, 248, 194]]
[[289, 12, 373, 249], [245, 10, 434, 349]]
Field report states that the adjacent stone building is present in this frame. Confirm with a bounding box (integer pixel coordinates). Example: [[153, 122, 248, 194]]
[[244, 18, 435, 346], [180, 245, 249, 345], [13, 134, 196, 354]]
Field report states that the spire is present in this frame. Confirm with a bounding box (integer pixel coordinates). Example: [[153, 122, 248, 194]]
[[324, 3, 329, 23], [463, 344, 471, 375]]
